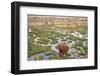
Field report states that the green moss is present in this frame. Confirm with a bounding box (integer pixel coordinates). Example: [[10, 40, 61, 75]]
[[28, 51, 35, 57], [32, 45, 52, 54], [50, 41, 58, 44]]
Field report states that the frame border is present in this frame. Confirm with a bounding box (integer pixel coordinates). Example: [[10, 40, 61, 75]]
[[11, 1, 98, 74]]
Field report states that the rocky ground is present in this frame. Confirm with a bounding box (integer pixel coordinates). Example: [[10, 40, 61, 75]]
[[28, 31, 88, 61]]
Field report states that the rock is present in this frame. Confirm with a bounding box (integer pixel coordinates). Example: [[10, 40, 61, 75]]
[[83, 41, 87, 47], [68, 48, 77, 54], [71, 32, 83, 38], [34, 55, 43, 60], [51, 44, 59, 53], [28, 56, 35, 61]]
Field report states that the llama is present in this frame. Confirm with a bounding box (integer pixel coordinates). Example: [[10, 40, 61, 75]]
[[58, 41, 69, 57]]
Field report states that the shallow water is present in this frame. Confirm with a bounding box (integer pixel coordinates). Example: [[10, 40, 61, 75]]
[[28, 52, 52, 61]]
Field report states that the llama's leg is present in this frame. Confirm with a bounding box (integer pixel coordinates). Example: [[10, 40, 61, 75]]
[[59, 51, 63, 57], [62, 51, 65, 57], [65, 50, 67, 55], [59, 52, 62, 57]]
